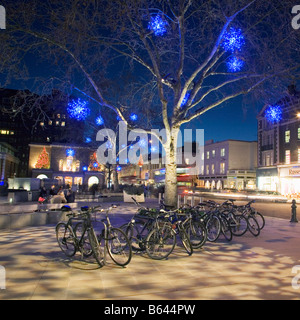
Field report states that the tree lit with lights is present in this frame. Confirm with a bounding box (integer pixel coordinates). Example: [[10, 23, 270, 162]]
[[2, 1, 298, 207]]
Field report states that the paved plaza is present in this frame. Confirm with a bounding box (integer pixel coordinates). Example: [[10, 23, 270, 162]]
[[0, 200, 300, 300]]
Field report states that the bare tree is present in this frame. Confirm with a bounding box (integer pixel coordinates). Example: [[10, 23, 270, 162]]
[[1, 0, 299, 206]]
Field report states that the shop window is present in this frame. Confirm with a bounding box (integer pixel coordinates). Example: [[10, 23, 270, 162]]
[[74, 177, 82, 185], [64, 176, 73, 187]]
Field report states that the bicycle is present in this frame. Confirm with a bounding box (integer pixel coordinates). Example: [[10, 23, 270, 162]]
[[120, 197, 162, 252], [95, 205, 132, 267], [55, 206, 105, 267], [159, 209, 193, 256]]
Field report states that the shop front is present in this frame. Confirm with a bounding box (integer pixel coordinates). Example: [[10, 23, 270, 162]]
[[278, 165, 300, 197], [256, 167, 279, 192]]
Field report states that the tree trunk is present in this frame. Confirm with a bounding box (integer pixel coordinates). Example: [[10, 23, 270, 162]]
[[164, 128, 179, 208], [112, 165, 120, 192]]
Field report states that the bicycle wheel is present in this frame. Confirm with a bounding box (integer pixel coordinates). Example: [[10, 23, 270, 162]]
[[106, 227, 132, 267], [185, 220, 207, 249], [56, 223, 76, 257], [206, 215, 221, 242], [252, 211, 265, 230], [247, 216, 260, 237], [145, 225, 176, 260], [122, 220, 147, 251], [229, 214, 248, 236], [178, 226, 193, 256], [219, 214, 232, 242], [74, 222, 93, 257], [88, 228, 105, 267]]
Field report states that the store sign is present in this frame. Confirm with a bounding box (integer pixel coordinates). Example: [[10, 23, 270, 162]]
[[289, 168, 300, 176]]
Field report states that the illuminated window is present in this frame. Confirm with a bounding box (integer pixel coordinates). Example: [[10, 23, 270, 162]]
[[212, 150, 215, 158], [57, 114, 61, 119], [201, 165, 204, 175], [48, 120, 52, 125], [61, 122, 65, 127], [75, 160, 80, 172], [220, 162, 225, 174], [74, 177, 82, 185], [10, 131, 14, 135], [211, 164, 215, 174], [285, 150, 290, 164], [59, 159, 64, 171], [56, 121, 60, 126], [285, 130, 290, 143], [221, 148, 225, 157], [298, 127, 300, 140], [206, 165, 209, 175], [40, 122, 44, 126], [206, 151, 210, 160], [298, 149, 300, 163]]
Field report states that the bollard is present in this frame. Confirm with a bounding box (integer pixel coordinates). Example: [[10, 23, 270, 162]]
[[291, 199, 298, 223]]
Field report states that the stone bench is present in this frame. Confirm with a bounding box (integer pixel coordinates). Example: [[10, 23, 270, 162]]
[[0, 210, 70, 230], [0, 202, 79, 214]]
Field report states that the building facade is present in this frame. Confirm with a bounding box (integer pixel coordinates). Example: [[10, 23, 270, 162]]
[[29, 143, 105, 190], [0, 88, 86, 177], [198, 139, 257, 190], [257, 85, 300, 196], [0, 142, 19, 185]]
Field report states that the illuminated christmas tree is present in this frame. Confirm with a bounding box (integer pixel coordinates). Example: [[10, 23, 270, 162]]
[[35, 147, 50, 169], [88, 152, 102, 171]]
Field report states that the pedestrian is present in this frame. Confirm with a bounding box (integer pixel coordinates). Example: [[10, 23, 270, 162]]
[[66, 187, 75, 203], [50, 185, 56, 196], [38, 186, 47, 203]]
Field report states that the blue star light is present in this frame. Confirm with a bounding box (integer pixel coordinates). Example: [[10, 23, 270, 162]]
[[221, 27, 245, 53], [265, 105, 282, 123], [66, 148, 75, 157], [130, 113, 138, 121], [148, 15, 168, 36], [116, 166, 122, 172], [93, 162, 98, 168], [181, 92, 190, 108], [226, 56, 245, 72], [95, 115, 104, 126], [85, 137, 92, 143], [67, 99, 90, 121], [82, 166, 88, 171]]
